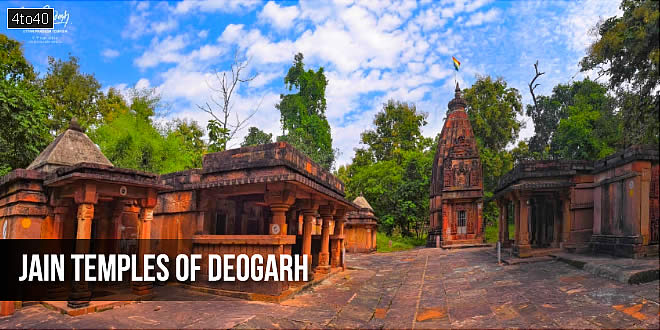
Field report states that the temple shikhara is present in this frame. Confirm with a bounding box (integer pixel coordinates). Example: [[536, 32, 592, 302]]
[[0, 120, 356, 315], [427, 83, 485, 248]]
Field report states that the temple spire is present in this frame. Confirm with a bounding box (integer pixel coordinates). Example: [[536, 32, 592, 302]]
[[448, 82, 466, 112]]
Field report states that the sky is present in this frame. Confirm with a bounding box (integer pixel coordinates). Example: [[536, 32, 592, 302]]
[[3, 0, 622, 167]]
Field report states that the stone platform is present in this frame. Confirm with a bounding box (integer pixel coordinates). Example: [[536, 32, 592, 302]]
[[2, 248, 658, 329], [552, 252, 659, 284]]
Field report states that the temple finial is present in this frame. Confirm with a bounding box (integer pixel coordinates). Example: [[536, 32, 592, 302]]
[[69, 117, 84, 132]]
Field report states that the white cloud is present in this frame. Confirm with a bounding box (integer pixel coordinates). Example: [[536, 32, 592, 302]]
[[101, 48, 120, 59], [466, 8, 500, 27], [259, 1, 300, 30], [134, 34, 188, 69], [173, 0, 260, 14]]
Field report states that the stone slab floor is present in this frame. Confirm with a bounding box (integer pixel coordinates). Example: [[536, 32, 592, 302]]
[[1, 247, 658, 329]]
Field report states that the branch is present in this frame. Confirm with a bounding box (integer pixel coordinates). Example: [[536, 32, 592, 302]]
[[528, 60, 545, 111]]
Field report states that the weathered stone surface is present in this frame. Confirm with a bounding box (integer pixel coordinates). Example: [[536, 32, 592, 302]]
[[2, 248, 657, 329]]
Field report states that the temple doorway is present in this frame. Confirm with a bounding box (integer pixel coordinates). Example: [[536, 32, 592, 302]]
[[529, 197, 560, 248]]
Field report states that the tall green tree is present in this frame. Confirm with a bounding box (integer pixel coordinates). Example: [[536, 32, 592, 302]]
[[552, 80, 622, 160], [39, 55, 103, 132], [359, 100, 430, 162], [0, 34, 51, 175], [580, 0, 659, 145], [342, 99, 433, 236], [276, 53, 335, 169], [463, 76, 524, 226], [241, 127, 272, 147]]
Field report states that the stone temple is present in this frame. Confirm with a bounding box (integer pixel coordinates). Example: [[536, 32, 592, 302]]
[[427, 83, 485, 248]]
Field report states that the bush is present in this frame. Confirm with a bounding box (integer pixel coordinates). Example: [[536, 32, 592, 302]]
[[376, 231, 426, 252]]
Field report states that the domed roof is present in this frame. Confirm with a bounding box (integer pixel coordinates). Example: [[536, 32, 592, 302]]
[[353, 196, 373, 211]]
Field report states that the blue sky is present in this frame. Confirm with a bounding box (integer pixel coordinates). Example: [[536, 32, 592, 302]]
[[3, 0, 621, 167]]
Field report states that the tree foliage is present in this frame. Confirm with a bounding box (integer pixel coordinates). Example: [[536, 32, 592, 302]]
[[580, 0, 659, 145], [241, 127, 272, 147], [39, 55, 103, 132], [463, 76, 523, 151], [340, 100, 433, 237], [527, 78, 622, 160], [91, 89, 203, 173], [0, 34, 51, 175], [277, 53, 335, 169], [360, 100, 430, 162]]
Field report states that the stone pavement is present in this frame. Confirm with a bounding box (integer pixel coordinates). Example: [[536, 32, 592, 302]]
[[1, 247, 658, 329]]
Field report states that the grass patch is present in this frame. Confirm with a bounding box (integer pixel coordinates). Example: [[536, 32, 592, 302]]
[[485, 223, 515, 243], [377, 232, 426, 252]]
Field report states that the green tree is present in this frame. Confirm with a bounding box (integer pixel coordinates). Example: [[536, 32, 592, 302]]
[[360, 100, 430, 162], [0, 34, 51, 175], [97, 87, 130, 122], [241, 127, 272, 147], [462, 76, 523, 226], [342, 99, 433, 236], [580, 0, 659, 145], [166, 118, 206, 168], [277, 53, 335, 169], [527, 79, 622, 160], [91, 89, 201, 173], [552, 80, 622, 160], [464, 76, 524, 151], [39, 55, 103, 132]]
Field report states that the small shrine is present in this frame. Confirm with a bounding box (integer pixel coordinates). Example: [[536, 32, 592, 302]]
[[345, 196, 378, 252]]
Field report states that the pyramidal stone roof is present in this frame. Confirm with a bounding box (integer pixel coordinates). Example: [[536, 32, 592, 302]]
[[353, 196, 373, 211], [27, 119, 113, 173]]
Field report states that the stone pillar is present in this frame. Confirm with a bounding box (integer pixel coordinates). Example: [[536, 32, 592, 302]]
[[317, 204, 335, 273], [298, 199, 319, 274], [552, 198, 561, 248], [68, 202, 95, 308], [502, 200, 510, 247], [269, 204, 290, 235], [331, 209, 346, 268], [497, 200, 505, 243], [560, 192, 572, 247], [516, 195, 532, 257], [264, 185, 296, 236], [132, 205, 154, 296], [514, 196, 520, 243]]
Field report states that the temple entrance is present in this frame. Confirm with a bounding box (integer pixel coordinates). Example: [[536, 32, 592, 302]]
[[529, 197, 560, 248]]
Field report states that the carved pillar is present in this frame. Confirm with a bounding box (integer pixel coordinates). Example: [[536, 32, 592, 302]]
[[516, 194, 532, 257], [331, 209, 346, 268], [132, 199, 155, 296], [497, 200, 505, 243], [68, 202, 95, 308], [298, 199, 319, 273], [317, 204, 335, 273], [514, 196, 520, 243], [264, 185, 296, 236]]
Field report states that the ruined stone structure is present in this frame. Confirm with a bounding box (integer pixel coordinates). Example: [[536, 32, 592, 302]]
[[154, 142, 356, 298], [0, 120, 169, 311], [494, 145, 659, 258], [345, 196, 378, 252], [428, 83, 484, 248], [0, 121, 356, 315]]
